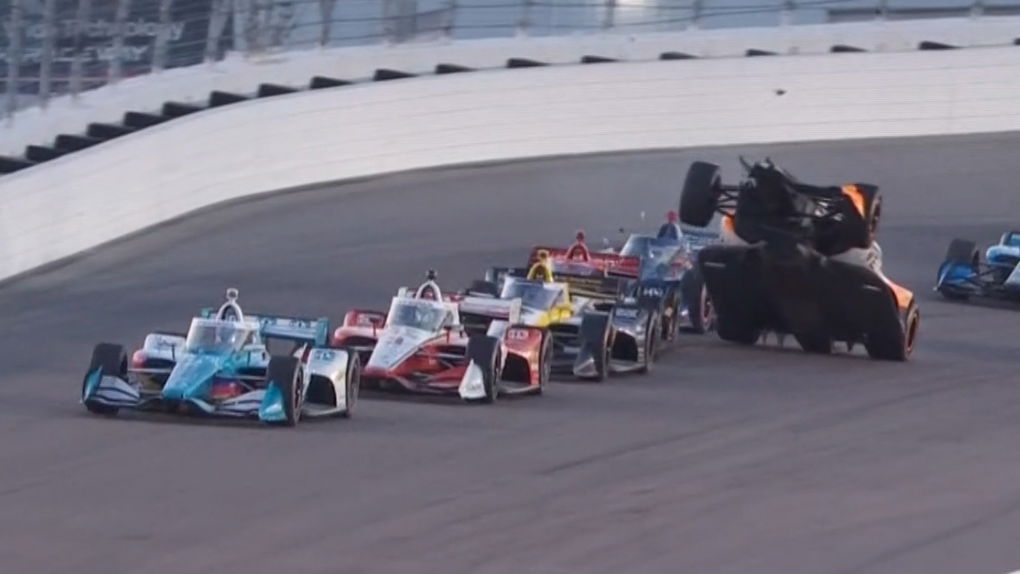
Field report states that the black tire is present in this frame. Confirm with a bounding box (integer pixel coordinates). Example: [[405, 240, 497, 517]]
[[466, 336, 501, 404], [716, 316, 760, 346], [637, 312, 660, 374], [82, 343, 127, 416], [865, 301, 920, 361], [266, 356, 303, 426], [938, 239, 980, 300], [681, 268, 714, 334], [340, 352, 360, 418], [535, 331, 553, 395], [679, 161, 723, 227], [578, 312, 611, 382], [944, 238, 979, 267]]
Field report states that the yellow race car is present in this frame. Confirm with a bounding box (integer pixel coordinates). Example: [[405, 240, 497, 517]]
[[461, 252, 663, 381]]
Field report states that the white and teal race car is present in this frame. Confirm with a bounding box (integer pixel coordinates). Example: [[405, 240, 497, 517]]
[[80, 289, 360, 427]]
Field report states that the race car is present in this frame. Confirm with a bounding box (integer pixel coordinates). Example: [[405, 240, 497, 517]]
[[678, 158, 920, 361], [80, 289, 360, 426], [935, 231, 1020, 302], [468, 254, 662, 380], [599, 211, 722, 336], [330, 271, 550, 403]]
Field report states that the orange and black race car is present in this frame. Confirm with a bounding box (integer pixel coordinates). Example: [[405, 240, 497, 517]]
[[678, 158, 919, 361]]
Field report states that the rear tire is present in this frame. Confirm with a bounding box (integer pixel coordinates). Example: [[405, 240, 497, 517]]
[[82, 343, 127, 416], [465, 336, 501, 404], [266, 356, 303, 426], [865, 301, 920, 361], [716, 316, 760, 346], [679, 161, 723, 227]]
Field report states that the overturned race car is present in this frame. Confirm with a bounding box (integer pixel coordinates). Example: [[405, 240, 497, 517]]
[[678, 158, 919, 361], [331, 271, 549, 403], [81, 289, 361, 426]]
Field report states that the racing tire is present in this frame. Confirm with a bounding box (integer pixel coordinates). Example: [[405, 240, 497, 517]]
[[465, 336, 501, 404], [637, 312, 660, 374], [944, 238, 979, 267], [535, 331, 553, 395], [716, 316, 761, 346], [864, 301, 920, 361], [938, 239, 980, 300], [679, 161, 723, 227], [681, 268, 715, 334], [578, 312, 611, 382], [266, 356, 303, 427], [82, 343, 127, 416], [340, 352, 361, 418]]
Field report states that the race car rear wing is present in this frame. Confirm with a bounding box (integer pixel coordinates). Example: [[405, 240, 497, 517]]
[[482, 266, 627, 301], [553, 271, 629, 301], [199, 308, 330, 347], [527, 246, 641, 278], [458, 296, 521, 336]]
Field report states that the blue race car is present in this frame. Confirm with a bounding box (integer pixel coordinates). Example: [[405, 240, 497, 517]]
[[81, 289, 361, 427], [606, 212, 721, 337], [936, 231, 1020, 302]]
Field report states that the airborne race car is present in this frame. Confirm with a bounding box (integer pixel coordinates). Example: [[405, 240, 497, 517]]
[[331, 272, 550, 403], [936, 231, 1020, 302], [80, 289, 360, 427], [678, 158, 919, 360], [469, 254, 662, 380]]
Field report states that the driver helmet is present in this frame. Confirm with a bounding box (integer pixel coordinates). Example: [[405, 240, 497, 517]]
[[527, 250, 555, 282], [566, 230, 591, 261], [657, 211, 683, 240]]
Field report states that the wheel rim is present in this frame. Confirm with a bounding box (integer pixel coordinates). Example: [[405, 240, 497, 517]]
[[701, 287, 715, 329], [905, 313, 919, 355]]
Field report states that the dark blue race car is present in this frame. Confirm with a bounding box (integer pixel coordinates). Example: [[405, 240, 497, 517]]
[[606, 216, 720, 337], [936, 231, 1020, 302]]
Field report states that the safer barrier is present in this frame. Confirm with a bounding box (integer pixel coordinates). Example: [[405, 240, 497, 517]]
[[0, 21, 1019, 283], [3, 16, 1020, 160]]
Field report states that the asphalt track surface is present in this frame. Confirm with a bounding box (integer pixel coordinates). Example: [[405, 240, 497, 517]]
[[3, 133, 1020, 574]]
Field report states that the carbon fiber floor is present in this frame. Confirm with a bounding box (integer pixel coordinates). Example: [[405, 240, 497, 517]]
[[2, 133, 1020, 574]]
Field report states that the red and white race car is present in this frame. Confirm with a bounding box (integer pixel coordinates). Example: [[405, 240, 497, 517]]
[[331, 271, 552, 403]]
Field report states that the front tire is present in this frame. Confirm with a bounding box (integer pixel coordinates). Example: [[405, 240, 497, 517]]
[[341, 352, 361, 418], [679, 161, 723, 227], [82, 343, 127, 416], [266, 356, 303, 426], [465, 336, 501, 404], [577, 313, 612, 382]]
